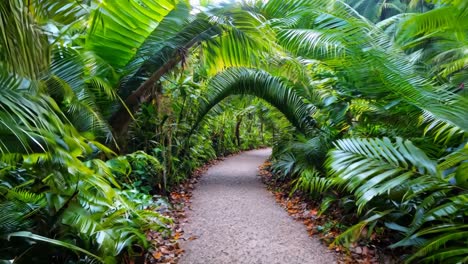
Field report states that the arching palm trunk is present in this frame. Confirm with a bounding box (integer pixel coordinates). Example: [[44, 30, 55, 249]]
[[109, 21, 221, 140]]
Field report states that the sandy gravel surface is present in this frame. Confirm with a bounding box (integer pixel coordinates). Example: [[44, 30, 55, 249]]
[[179, 148, 336, 264]]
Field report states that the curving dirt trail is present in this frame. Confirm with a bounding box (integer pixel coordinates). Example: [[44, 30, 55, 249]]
[[179, 148, 336, 264]]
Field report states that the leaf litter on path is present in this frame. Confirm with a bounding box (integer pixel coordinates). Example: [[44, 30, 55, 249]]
[[258, 161, 399, 264], [145, 158, 224, 263]]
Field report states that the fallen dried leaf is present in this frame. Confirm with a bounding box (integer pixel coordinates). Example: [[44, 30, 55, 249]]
[[153, 251, 163, 259]]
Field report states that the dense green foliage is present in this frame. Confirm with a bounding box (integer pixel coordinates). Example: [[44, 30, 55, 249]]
[[0, 0, 467, 263], [264, 0, 468, 263]]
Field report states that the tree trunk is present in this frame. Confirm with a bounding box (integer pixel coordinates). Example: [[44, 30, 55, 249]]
[[235, 116, 243, 147], [109, 57, 180, 138], [109, 37, 202, 140]]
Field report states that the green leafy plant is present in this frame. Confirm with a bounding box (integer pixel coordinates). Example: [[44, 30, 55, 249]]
[[108, 151, 164, 194], [327, 138, 467, 262]]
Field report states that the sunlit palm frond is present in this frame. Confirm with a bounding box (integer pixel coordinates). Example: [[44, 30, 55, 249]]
[[86, 0, 179, 69], [420, 111, 465, 144]]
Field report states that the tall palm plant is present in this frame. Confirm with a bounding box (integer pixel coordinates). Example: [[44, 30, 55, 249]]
[[106, 2, 276, 137], [1, 1, 173, 261]]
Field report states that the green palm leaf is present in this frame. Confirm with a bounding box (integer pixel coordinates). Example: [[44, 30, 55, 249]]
[[403, 224, 468, 263], [6, 231, 103, 262], [0, 0, 49, 78], [327, 137, 438, 213], [193, 67, 317, 135], [86, 0, 179, 69], [262, 0, 468, 130], [292, 168, 336, 198]]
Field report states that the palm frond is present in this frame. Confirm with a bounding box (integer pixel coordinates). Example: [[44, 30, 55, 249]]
[[0, 72, 70, 154], [396, 6, 467, 45], [193, 67, 317, 135], [263, 0, 468, 130], [327, 137, 438, 213], [292, 168, 336, 198], [0, 200, 36, 235], [86, 0, 179, 69], [334, 209, 393, 246], [200, 5, 275, 74], [402, 224, 468, 264], [0, 0, 49, 78], [6, 231, 103, 262], [420, 111, 465, 145]]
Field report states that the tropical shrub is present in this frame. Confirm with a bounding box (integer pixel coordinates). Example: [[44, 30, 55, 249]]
[[0, 149, 170, 263], [108, 151, 164, 194]]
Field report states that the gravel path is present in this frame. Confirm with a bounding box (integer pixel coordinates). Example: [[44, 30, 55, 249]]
[[179, 148, 336, 264]]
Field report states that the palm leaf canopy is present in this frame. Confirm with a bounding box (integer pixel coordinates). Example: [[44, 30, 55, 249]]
[[256, 0, 468, 131], [193, 67, 317, 135]]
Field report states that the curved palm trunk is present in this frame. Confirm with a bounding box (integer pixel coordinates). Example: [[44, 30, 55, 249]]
[[109, 21, 221, 140], [109, 55, 182, 137]]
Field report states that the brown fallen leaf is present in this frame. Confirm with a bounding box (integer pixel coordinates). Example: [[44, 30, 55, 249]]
[[160, 247, 173, 254], [153, 251, 163, 259], [310, 209, 318, 216], [188, 236, 198, 241]]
